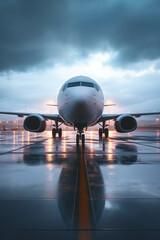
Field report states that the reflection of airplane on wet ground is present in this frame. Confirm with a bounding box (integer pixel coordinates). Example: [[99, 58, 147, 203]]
[[1, 76, 160, 145], [23, 140, 138, 231]]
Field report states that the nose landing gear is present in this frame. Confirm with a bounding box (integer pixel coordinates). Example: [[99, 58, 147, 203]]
[[76, 134, 79, 144], [76, 131, 85, 145], [81, 134, 85, 146]]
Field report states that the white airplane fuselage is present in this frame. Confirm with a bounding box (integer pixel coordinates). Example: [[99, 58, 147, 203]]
[[57, 76, 104, 130]]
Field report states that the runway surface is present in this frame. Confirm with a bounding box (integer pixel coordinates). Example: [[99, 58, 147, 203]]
[[0, 130, 160, 240]]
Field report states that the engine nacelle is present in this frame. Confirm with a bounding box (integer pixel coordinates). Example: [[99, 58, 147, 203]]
[[115, 114, 137, 133], [24, 114, 46, 132]]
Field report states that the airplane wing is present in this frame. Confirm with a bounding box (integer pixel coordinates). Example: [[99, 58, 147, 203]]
[[98, 111, 160, 122], [0, 111, 64, 122]]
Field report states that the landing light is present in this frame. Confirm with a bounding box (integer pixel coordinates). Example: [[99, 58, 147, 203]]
[[106, 99, 114, 104], [46, 100, 57, 106], [104, 100, 116, 107]]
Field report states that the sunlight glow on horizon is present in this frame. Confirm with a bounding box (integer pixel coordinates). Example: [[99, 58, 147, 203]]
[[0, 51, 160, 120]]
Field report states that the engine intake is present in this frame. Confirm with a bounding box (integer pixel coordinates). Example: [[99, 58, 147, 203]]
[[24, 114, 46, 132], [115, 114, 137, 133]]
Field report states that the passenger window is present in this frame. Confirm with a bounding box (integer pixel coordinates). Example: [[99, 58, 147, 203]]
[[67, 82, 80, 88]]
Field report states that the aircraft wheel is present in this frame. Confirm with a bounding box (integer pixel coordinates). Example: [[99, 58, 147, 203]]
[[99, 128, 103, 138], [82, 134, 85, 146], [76, 134, 79, 144], [52, 128, 56, 138], [58, 128, 62, 137], [104, 128, 109, 138]]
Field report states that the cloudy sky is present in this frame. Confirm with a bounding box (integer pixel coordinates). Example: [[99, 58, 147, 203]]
[[0, 0, 160, 120]]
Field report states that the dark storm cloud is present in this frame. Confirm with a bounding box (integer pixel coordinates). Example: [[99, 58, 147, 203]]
[[0, 0, 71, 71], [0, 0, 160, 72]]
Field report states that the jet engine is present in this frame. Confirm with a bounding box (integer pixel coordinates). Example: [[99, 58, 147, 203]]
[[115, 114, 137, 133], [24, 114, 46, 132]]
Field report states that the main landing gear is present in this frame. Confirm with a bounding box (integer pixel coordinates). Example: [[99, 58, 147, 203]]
[[98, 121, 109, 138], [99, 128, 109, 138], [52, 121, 62, 138], [76, 131, 85, 145], [52, 128, 62, 138]]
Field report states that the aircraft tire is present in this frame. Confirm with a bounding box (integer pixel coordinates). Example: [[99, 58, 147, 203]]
[[99, 128, 103, 138], [76, 134, 79, 144], [104, 128, 109, 138], [58, 128, 62, 137], [82, 134, 85, 146], [52, 128, 56, 138]]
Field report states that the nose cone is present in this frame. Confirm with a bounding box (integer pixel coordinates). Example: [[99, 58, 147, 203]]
[[71, 87, 94, 108], [72, 96, 89, 115], [70, 94, 94, 125]]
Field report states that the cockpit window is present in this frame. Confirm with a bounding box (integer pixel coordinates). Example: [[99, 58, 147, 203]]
[[81, 82, 94, 88], [62, 84, 67, 91], [67, 82, 81, 88], [63, 81, 100, 91], [94, 84, 99, 91]]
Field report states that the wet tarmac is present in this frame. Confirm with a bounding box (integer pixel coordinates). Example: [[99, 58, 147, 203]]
[[0, 130, 160, 240]]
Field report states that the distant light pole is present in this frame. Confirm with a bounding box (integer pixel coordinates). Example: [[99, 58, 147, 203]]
[[46, 101, 57, 130], [156, 118, 159, 127]]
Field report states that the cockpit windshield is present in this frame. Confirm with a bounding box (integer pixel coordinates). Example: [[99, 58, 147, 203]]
[[81, 82, 94, 87], [63, 81, 99, 91], [67, 82, 80, 88]]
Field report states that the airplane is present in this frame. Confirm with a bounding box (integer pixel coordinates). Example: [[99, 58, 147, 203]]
[[0, 75, 160, 145]]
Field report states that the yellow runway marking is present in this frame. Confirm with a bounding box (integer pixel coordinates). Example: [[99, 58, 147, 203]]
[[78, 151, 91, 240]]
